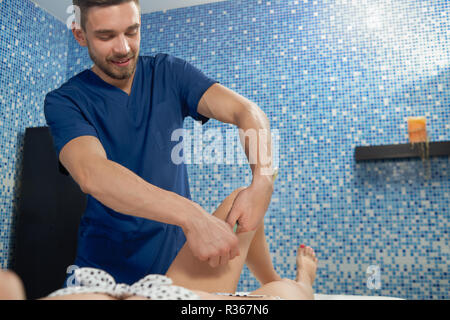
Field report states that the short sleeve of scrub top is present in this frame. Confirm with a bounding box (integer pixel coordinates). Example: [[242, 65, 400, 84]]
[[165, 54, 216, 124], [44, 90, 99, 159]]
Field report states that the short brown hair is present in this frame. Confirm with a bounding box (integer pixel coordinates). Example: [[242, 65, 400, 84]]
[[72, 0, 140, 30]]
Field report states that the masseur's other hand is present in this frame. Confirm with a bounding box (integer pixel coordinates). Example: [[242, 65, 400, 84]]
[[183, 203, 240, 268], [226, 175, 274, 233]]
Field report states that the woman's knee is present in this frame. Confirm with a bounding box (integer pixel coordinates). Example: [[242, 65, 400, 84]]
[[0, 270, 25, 300], [0, 271, 22, 288], [279, 278, 314, 300], [231, 187, 246, 198], [214, 187, 247, 221]]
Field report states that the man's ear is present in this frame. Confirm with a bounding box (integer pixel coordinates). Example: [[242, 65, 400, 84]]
[[72, 23, 87, 47]]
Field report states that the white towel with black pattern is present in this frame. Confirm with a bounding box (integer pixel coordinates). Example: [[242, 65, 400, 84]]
[[48, 267, 199, 300]]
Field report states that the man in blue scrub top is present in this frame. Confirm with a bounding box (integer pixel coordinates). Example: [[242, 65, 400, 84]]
[[44, 0, 275, 286]]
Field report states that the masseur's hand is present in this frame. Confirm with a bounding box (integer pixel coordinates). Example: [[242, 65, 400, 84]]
[[182, 203, 240, 268], [226, 175, 274, 233]]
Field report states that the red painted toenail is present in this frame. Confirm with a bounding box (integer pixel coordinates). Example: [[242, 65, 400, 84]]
[[300, 244, 305, 248]]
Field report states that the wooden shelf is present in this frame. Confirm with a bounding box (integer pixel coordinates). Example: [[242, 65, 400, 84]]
[[354, 141, 450, 161]]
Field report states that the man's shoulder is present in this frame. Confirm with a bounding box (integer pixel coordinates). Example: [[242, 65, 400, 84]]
[[45, 70, 89, 101], [140, 53, 187, 68]]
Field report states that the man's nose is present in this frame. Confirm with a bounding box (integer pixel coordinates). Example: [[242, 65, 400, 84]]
[[113, 34, 130, 56]]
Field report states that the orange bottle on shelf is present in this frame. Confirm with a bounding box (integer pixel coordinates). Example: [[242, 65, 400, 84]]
[[407, 117, 427, 143]]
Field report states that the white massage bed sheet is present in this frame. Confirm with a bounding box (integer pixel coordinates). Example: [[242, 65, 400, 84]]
[[313, 293, 404, 300], [236, 292, 404, 300]]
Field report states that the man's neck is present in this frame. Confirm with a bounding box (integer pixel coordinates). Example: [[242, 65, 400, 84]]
[[91, 65, 135, 96]]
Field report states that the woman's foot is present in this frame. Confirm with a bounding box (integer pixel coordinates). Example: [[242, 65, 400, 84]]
[[295, 245, 318, 286]]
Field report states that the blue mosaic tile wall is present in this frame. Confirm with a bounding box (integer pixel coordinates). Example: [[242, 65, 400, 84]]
[[1, 0, 448, 300], [0, 0, 68, 269]]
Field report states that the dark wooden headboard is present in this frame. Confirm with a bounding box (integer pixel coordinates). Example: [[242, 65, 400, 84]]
[[12, 127, 86, 300]]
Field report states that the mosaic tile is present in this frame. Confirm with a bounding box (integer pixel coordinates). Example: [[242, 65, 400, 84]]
[[0, 0, 68, 269]]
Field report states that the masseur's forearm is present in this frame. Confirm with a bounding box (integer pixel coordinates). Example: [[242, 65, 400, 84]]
[[236, 103, 274, 186], [224, 103, 274, 232], [82, 157, 197, 228]]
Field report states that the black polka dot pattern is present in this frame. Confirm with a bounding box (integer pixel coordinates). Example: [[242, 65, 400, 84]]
[[48, 267, 199, 300], [213, 292, 284, 300]]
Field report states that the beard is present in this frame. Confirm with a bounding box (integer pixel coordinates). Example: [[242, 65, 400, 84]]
[[87, 41, 138, 80]]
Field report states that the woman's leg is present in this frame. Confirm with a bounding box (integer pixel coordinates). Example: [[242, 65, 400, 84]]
[[0, 270, 26, 300], [166, 185, 290, 294], [166, 187, 258, 293], [244, 245, 318, 300], [245, 222, 282, 285], [41, 293, 117, 300], [167, 183, 318, 299], [186, 244, 318, 300]]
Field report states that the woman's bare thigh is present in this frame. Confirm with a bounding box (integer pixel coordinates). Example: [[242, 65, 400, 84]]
[[166, 187, 256, 294], [192, 290, 281, 300], [248, 279, 314, 300], [42, 293, 118, 300]]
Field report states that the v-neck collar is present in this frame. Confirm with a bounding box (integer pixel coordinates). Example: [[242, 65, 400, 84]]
[[85, 56, 141, 98]]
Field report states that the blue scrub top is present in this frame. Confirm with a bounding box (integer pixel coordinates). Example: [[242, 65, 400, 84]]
[[44, 53, 218, 285]]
